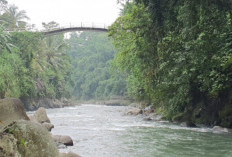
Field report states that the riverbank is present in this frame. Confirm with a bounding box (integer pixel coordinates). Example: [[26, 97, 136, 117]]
[[126, 104, 232, 134], [74, 98, 232, 133], [21, 98, 79, 111], [21, 96, 133, 111]]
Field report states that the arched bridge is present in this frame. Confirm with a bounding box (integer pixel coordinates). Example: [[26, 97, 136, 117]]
[[6, 23, 109, 35], [43, 23, 109, 35]]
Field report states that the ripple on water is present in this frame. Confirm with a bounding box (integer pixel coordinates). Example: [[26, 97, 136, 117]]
[[47, 105, 232, 157]]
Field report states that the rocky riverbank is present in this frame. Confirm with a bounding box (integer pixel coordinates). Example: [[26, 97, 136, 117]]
[[126, 104, 232, 134], [21, 98, 78, 111], [0, 98, 81, 157]]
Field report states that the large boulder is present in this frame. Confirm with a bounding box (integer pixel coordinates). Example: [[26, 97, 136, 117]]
[[0, 98, 29, 128], [28, 115, 54, 131], [60, 152, 81, 157], [28, 113, 54, 132], [34, 107, 51, 123], [1, 120, 60, 157], [212, 126, 232, 133], [52, 135, 74, 146]]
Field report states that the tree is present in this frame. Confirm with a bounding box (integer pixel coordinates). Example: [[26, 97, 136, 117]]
[[0, 2, 73, 102], [0, 24, 13, 52], [41, 21, 72, 98], [0, 4, 29, 29], [109, 2, 157, 101]]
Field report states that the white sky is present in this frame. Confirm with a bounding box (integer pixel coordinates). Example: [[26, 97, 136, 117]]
[[7, 0, 121, 29]]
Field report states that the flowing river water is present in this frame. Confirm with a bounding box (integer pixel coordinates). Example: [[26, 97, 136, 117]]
[[46, 104, 232, 157]]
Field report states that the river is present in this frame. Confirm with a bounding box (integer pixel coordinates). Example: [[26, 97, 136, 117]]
[[46, 104, 232, 157]]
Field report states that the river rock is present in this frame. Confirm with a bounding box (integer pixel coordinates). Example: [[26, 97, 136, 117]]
[[60, 152, 82, 157], [52, 135, 74, 146], [34, 107, 51, 123], [212, 126, 232, 133], [127, 108, 143, 115], [42, 122, 54, 131], [0, 98, 29, 128], [28, 114, 54, 131], [1, 120, 59, 157]]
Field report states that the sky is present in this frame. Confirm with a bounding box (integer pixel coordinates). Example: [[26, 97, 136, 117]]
[[7, 0, 121, 29]]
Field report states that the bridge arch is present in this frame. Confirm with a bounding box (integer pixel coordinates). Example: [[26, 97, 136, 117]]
[[44, 23, 108, 35]]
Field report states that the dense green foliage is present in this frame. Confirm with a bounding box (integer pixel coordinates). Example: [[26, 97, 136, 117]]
[[67, 32, 127, 100], [0, 0, 127, 101], [0, 2, 72, 99], [110, 0, 232, 127], [2, 0, 232, 128]]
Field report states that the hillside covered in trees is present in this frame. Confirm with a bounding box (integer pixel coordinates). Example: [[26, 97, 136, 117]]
[[67, 32, 127, 100], [0, 0, 72, 99], [0, 0, 126, 104], [1, 0, 232, 128], [110, 0, 232, 127]]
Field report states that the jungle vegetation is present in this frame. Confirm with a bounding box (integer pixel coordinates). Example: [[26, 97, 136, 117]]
[[67, 32, 127, 100], [1, 0, 232, 127], [110, 0, 232, 127], [0, 0, 72, 99], [0, 0, 126, 101]]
